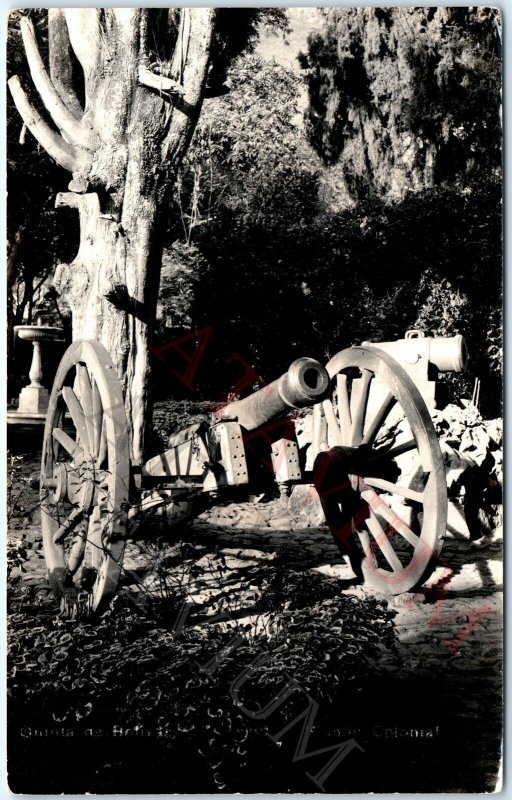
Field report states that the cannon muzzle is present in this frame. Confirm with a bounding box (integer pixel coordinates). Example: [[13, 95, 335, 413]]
[[364, 330, 468, 373], [428, 334, 468, 373], [363, 329, 469, 409], [218, 357, 330, 431]]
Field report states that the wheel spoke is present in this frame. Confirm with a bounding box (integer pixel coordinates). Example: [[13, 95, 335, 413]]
[[52, 427, 85, 462], [357, 528, 377, 567], [361, 487, 419, 547], [89, 507, 104, 570], [364, 477, 424, 504], [52, 506, 84, 545], [76, 365, 95, 454], [322, 398, 343, 446], [51, 408, 65, 461], [336, 373, 351, 443], [97, 416, 108, 467], [67, 526, 88, 575], [312, 402, 327, 460], [62, 386, 92, 454], [368, 438, 417, 462], [350, 369, 373, 446], [91, 377, 103, 458], [361, 391, 396, 446], [365, 510, 403, 572]]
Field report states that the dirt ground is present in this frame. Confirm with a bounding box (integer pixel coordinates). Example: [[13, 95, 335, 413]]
[[7, 430, 503, 793]]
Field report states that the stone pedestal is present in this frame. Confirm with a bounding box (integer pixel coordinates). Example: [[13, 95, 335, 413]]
[[18, 384, 50, 414], [17, 337, 50, 413], [8, 323, 64, 425]]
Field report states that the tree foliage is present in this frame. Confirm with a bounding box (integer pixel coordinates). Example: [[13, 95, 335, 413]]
[[152, 10, 501, 416], [7, 9, 502, 418], [5, 9, 287, 410], [154, 52, 325, 390], [303, 7, 501, 204]]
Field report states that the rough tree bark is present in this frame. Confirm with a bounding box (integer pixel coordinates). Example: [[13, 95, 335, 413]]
[[8, 9, 215, 462]]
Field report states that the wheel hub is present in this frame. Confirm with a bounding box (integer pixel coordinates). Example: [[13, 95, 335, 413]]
[[50, 460, 100, 514]]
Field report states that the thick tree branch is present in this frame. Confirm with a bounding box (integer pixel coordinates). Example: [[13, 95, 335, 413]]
[[162, 9, 216, 160], [64, 9, 102, 104], [8, 76, 79, 172], [55, 192, 80, 209], [110, 8, 142, 41], [21, 17, 97, 151], [138, 67, 185, 97], [48, 9, 84, 120]]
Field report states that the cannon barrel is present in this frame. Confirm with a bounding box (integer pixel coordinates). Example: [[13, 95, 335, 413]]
[[218, 357, 330, 431], [428, 335, 468, 372], [364, 330, 468, 373]]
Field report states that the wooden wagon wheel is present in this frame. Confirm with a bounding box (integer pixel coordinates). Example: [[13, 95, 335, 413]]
[[312, 346, 447, 595], [40, 340, 131, 615]]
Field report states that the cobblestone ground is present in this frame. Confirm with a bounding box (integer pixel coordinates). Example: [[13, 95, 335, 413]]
[[7, 438, 503, 792]]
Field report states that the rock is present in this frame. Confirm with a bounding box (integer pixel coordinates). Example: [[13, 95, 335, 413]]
[[219, 547, 274, 561], [490, 451, 503, 487], [222, 557, 260, 570], [294, 412, 313, 449], [441, 443, 477, 492], [459, 426, 491, 466], [270, 517, 292, 531], [486, 419, 503, 448], [234, 508, 268, 528], [192, 554, 219, 570], [446, 500, 471, 539], [288, 484, 325, 527], [312, 561, 355, 579]]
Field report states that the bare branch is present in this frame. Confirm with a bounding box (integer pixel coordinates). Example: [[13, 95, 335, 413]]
[[48, 9, 84, 120], [55, 192, 80, 209], [162, 9, 215, 161], [20, 17, 97, 151], [181, 9, 216, 105], [110, 8, 141, 41], [64, 9, 102, 103], [8, 76, 79, 172], [138, 67, 185, 97]]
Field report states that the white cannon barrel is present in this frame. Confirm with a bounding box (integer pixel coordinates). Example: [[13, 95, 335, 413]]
[[428, 334, 468, 372], [364, 330, 468, 373]]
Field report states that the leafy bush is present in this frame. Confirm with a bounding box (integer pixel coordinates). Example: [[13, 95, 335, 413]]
[[7, 537, 29, 580], [7, 452, 27, 521], [8, 568, 397, 793]]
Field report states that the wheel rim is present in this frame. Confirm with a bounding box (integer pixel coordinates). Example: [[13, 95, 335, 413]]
[[40, 340, 130, 615], [313, 346, 447, 595]]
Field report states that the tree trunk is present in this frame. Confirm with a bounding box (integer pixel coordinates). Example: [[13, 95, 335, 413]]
[[7, 223, 27, 395], [53, 185, 163, 462], [9, 8, 215, 462]]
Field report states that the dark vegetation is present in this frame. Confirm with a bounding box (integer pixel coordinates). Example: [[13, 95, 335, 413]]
[[8, 554, 398, 793], [8, 9, 502, 416], [6, 436, 502, 793]]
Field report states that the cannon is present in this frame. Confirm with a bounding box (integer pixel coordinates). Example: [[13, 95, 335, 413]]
[[39, 330, 467, 615]]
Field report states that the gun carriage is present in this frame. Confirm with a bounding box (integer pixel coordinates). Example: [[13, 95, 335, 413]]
[[39, 330, 467, 615]]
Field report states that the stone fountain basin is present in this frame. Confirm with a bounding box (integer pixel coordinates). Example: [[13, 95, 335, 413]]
[[14, 325, 65, 342]]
